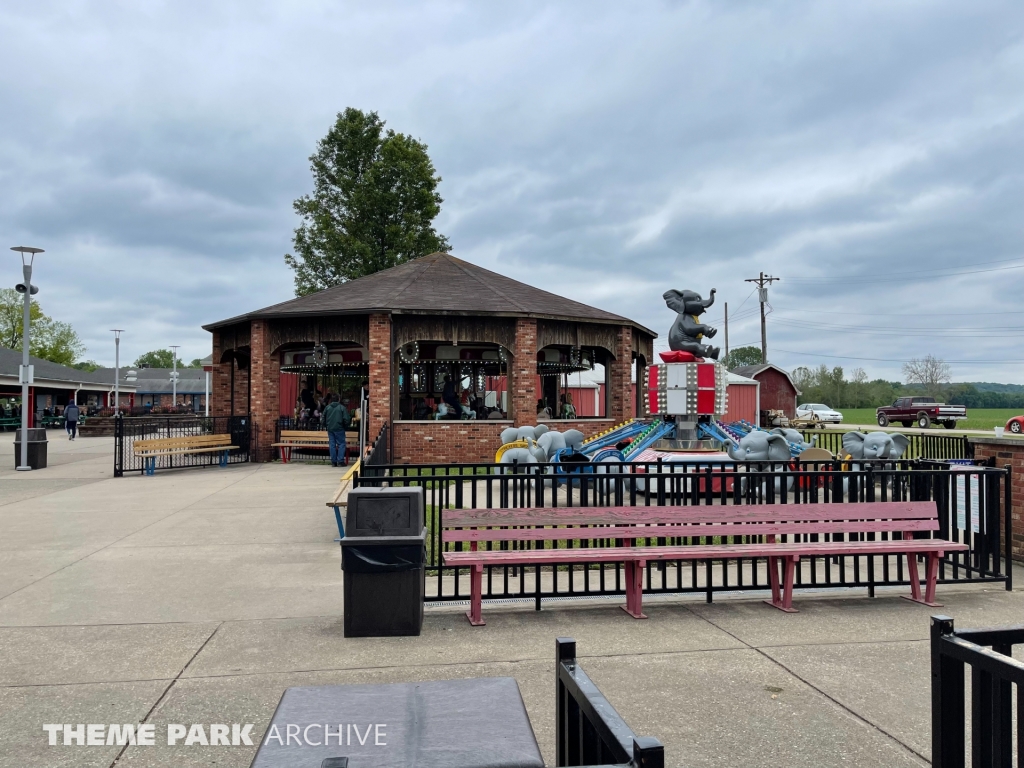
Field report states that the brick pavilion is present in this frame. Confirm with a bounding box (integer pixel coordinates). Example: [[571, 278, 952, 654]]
[[203, 253, 656, 463]]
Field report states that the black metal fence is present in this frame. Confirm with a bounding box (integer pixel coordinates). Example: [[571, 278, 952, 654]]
[[361, 423, 389, 478], [801, 429, 970, 460], [556, 637, 663, 767], [352, 459, 1011, 606], [114, 415, 255, 476], [931, 615, 1024, 767]]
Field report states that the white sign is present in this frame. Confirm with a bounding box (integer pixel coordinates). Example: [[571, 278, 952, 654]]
[[18, 364, 34, 384], [955, 474, 980, 533]]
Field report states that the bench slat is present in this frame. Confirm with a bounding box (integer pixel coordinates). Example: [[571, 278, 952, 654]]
[[442, 519, 938, 544], [441, 502, 938, 528], [135, 445, 238, 457], [443, 538, 968, 567]]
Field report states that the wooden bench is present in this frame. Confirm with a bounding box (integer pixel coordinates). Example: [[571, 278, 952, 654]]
[[325, 459, 361, 540], [133, 434, 238, 476], [271, 430, 331, 463], [442, 502, 969, 625]]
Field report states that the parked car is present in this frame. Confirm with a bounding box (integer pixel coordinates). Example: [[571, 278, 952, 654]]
[[795, 403, 843, 425], [876, 396, 967, 429], [1006, 415, 1024, 435]]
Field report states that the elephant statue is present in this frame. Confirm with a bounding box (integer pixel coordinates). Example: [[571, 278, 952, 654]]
[[725, 431, 792, 463], [663, 287, 720, 360], [841, 432, 910, 462], [498, 439, 540, 473], [770, 428, 814, 453], [537, 428, 585, 458]]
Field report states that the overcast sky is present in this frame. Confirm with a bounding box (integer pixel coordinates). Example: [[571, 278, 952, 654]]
[[1, 2, 1021, 381]]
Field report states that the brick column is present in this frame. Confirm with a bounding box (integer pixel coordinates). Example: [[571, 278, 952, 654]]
[[249, 320, 279, 461], [210, 331, 230, 417], [512, 318, 538, 427], [609, 325, 633, 424], [970, 438, 1024, 561], [367, 313, 392, 445]]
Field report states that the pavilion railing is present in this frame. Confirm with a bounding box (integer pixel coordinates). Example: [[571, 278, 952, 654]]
[[113, 414, 255, 476], [352, 460, 1011, 606], [931, 615, 1024, 767], [556, 638, 664, 767], [800, 429, 970, 461]]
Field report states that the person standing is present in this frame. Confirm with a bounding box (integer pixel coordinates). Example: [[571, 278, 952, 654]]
[[64, 399, 81, 441], [322, 394, 350, 467]]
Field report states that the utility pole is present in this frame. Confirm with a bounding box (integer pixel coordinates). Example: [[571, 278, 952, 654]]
[[170, 346, 180, 408], [744, 272, 780, 364], [111, 330, 123, 412], [723, 302, 729, 365]]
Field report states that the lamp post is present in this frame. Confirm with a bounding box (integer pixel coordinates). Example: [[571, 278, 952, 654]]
[[111, 330, 124, 412], [11, 246, 44, 471], [170, 345, 180, 408]]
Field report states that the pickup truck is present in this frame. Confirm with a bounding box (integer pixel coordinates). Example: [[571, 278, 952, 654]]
[[876, 396, 967, 429]]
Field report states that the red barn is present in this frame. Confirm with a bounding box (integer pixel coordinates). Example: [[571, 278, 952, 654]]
[[730, 364, 800, 421]]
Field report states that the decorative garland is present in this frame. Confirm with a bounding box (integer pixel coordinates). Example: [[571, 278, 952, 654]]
[[498, 346, 510, 364]]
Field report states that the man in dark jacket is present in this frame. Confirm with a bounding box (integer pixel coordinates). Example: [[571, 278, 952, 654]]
[[322, 395, 350, 467], [64, 400, 81, 441]]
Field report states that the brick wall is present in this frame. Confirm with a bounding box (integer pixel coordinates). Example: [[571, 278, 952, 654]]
[[970, 438, 1024, 561], [609, 325, 633, 424], [392, 417, 618, 463], [249, 320, 279, 461], [368, 313, 392, 443], [211, 331, 230, 418], [512, 318, 538, 427], [232, 362, 249, 416]]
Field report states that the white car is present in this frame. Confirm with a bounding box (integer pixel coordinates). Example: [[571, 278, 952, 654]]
[[796, 403, 843, 424]]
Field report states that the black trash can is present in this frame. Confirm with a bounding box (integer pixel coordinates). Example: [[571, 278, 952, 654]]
[[13, 428, 48, 470], [341, 486, 426, 638]]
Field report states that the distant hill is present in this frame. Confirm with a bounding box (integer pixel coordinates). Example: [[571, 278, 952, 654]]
[[960, 382, 1024, 394]]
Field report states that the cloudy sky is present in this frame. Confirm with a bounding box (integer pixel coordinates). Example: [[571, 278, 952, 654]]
[[1, 1, 1021, 381]]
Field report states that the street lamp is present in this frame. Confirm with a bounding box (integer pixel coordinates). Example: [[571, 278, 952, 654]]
[[111, 330, 124, 413], [11, 246, 44, 472], [170, 345, 180, 408]]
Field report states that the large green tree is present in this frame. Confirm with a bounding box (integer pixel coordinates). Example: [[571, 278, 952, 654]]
[[284, 108, 451, 295], [724, 345, 763, 369], [134, 349, 179, 368], [0, 288, 86, 366]]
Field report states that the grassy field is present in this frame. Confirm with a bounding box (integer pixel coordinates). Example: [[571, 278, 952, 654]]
[[836, 407, 1021, 430]]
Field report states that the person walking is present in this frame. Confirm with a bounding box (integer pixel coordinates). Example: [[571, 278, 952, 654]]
[[322, 394, 350, 467], [64, 400, 81, 441]]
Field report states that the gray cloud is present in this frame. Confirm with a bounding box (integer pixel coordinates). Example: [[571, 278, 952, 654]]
[[0, 1, 1020, 379]]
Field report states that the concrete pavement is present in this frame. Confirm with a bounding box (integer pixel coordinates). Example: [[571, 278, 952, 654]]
[[1, 431, 1021, 767]]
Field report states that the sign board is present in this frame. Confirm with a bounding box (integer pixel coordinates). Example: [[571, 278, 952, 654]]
[[955, 474, 980, 533], [18, 364, 34, 385]]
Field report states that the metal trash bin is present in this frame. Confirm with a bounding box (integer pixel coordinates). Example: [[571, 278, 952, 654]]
[[13, 428, 48, 469], [341, 487, 426, 638]]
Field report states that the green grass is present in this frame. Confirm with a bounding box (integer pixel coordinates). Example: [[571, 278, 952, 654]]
[[832, 407, 1021, 431]]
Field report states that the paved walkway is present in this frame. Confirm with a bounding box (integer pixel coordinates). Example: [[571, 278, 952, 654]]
[[0, 432, 1019, 767]]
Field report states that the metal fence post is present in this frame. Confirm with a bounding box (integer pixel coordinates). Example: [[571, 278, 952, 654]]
[[631, 737, 665, 768], [1005, 466, 1013, 591], [556, 637, 576, 767], [931, 615, 964, 768]]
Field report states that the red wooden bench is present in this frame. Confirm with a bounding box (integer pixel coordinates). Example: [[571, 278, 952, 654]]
[[442, 502, 968, 626]]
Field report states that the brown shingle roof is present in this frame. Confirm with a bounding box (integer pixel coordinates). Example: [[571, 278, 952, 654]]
[[205, 253, 655, 335]]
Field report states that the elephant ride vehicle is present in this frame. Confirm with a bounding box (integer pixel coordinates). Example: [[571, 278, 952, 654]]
[[875, 396, 967, 430], [1006, 415, 1024, 435]]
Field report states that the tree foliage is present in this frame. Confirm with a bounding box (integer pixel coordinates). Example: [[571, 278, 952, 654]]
[[0, 288, 86, 366], [284, 108, 451, 295], [725, 345, 763, 369], [792, 365, 905, 409], [134, 349, 179, 368]]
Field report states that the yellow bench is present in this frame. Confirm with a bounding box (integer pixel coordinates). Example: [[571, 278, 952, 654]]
[[133, 434, 238, 475]]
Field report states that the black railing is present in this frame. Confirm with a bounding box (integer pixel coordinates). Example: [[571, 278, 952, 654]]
[[801, 429, 970, 460], [352, 460, 1011, 606], [113, 415, 254, 476], [556, 638, 663, 767], [360, 423, 389, 478], [931, 615, 1024, 767]]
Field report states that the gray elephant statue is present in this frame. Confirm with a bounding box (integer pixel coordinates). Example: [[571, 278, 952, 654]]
[[537, 428, 585, 458], [770, 428, 814, 452], [663, 287, 720, 359], [725, 431, 792, 463], [842, 432, 910, 461]]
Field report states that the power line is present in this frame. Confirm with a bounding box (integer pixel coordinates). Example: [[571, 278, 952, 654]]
[[773, 348, 1024, 364], [782, 261, 1024, 285], [744, 272, 779, 364]]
